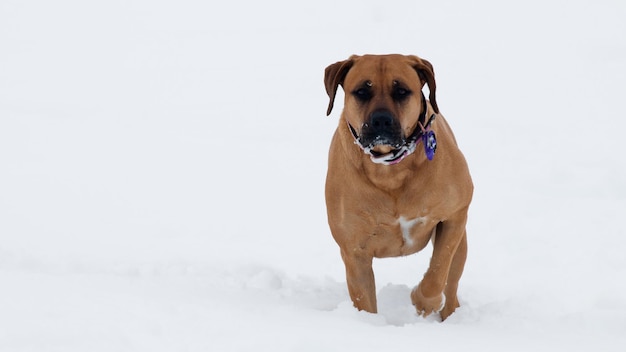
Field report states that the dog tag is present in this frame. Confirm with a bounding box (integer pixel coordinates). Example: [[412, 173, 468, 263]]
[[423, 130, 436, 161]]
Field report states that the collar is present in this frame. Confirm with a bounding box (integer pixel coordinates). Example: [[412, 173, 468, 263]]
[[349, 94, 437, 165]]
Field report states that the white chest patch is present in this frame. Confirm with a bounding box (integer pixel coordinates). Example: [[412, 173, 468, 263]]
[[398, 216, 428, 246]]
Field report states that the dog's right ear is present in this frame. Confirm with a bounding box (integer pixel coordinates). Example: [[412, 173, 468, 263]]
[[324, 58, 354, 116]]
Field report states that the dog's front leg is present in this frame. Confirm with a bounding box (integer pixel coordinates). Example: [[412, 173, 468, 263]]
[[340, 249, 377, 313], [411, 213, 468, 320]]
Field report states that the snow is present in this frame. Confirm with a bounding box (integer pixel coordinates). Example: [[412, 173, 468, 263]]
[[1, 0, 625, 350]]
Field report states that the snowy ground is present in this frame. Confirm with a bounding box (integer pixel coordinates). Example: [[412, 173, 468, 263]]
[[1, 0, 626, 351]]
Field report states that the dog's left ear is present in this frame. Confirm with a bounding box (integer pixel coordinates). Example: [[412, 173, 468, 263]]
[[324, 58, 354, 116], [407, 55, 439, 114]]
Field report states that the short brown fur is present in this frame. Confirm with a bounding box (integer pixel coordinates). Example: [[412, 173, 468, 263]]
[[324, 54, 473, 321]]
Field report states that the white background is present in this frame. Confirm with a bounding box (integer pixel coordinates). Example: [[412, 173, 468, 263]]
[[1, 0, 625, 350]]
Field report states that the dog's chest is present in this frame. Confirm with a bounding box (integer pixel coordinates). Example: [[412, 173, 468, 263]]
[[398, 216, 428, 247], [365, 214, 436, 257]]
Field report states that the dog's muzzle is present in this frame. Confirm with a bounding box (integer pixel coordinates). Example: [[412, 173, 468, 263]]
[[349, 123, 417, 165], [349, 110, 407, 165], [348, 112, 437, 165]]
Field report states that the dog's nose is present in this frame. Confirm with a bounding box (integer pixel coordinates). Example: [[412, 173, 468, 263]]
[[368, 110, 394, 131]]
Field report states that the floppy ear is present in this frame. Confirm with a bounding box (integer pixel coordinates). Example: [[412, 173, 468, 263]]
[[408, 55, 439, 114], [324, 58, 354, 116]]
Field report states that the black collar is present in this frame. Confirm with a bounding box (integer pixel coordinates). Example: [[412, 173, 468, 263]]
[[406, 93, 436, 146]]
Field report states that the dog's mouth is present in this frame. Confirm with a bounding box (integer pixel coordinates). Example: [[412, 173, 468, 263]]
[[367, 145, 411, 165], [347, 113, 438, 165], [349, 124, 415, 165], [370, 144, 396, 156], [366, 143, 415, 165]]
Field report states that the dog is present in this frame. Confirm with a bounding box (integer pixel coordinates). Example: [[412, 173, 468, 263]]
[[324, 54, 473, 321]]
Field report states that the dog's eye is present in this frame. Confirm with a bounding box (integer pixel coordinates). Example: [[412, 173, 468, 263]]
[[392, 87, 411, 101], [352, 88, 372, 102]]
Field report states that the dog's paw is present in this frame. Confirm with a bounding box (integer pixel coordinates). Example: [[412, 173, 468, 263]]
[[410, 284, 445, 318], [439, 295, 460, 321]]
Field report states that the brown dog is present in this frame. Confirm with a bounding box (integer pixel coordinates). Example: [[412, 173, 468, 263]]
[[324, 54, 473, 321]]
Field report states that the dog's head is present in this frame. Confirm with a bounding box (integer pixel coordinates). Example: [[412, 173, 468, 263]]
[[325, 54, 438, 161]]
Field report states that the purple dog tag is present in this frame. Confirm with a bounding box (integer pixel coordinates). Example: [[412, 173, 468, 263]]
[[423, 130, 437, 161]]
